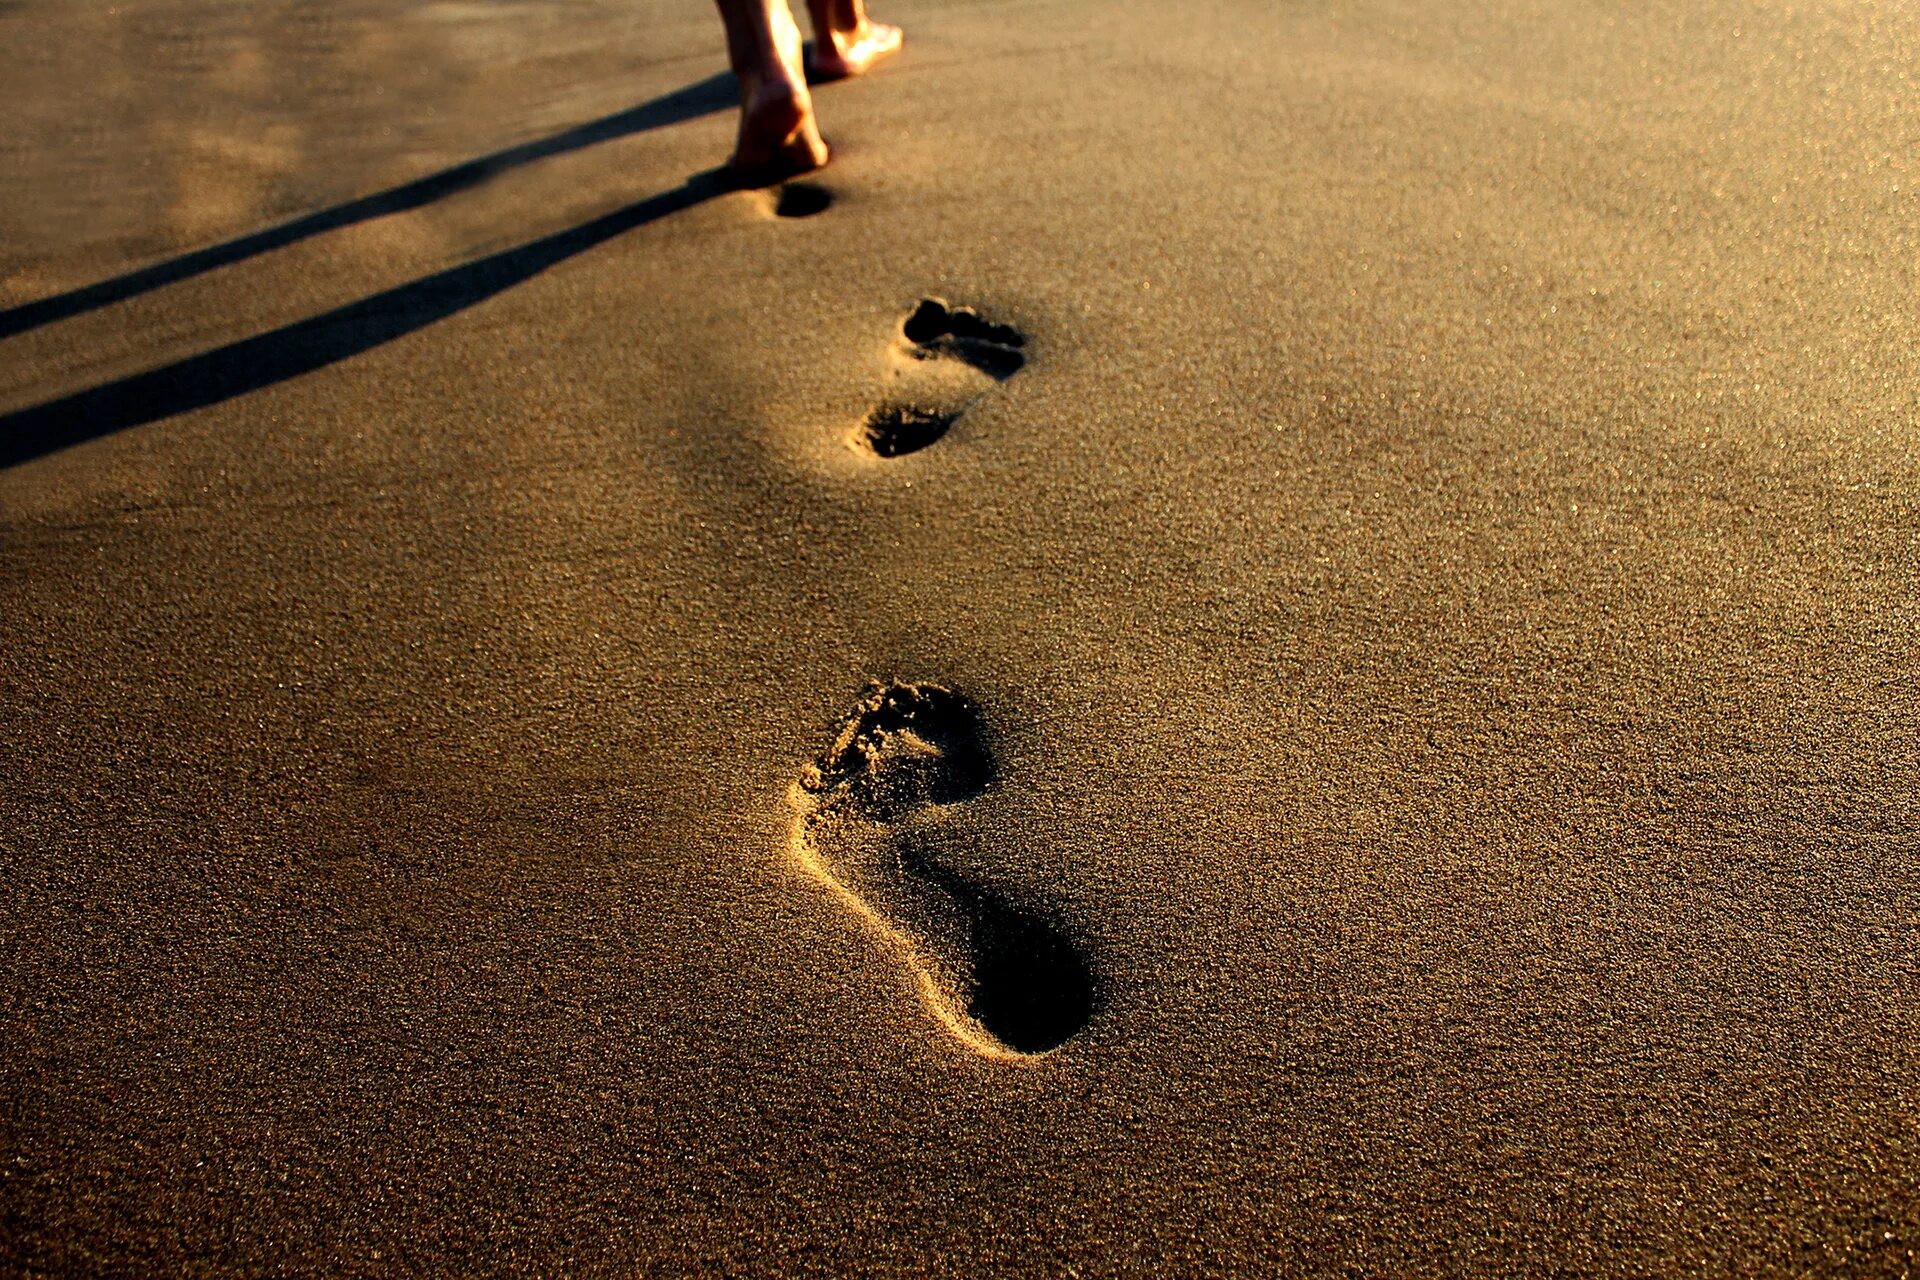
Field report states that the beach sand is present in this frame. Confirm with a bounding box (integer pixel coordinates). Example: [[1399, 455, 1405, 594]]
[[2, 0, 1917, 1272]]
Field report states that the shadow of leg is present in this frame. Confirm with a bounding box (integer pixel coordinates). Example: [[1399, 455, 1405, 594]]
[[0, 170, 731, 468]]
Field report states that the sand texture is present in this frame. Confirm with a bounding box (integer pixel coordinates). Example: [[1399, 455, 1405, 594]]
[[2, 0, 1918, 1273]]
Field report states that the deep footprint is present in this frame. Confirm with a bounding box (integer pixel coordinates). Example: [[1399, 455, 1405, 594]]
[[774, 182, 832, 218], [856, 299, 1026, 458], [789, 681, 1094, 1057]]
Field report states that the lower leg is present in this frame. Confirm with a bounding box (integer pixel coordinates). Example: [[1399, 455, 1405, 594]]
[[714, 0, 827, 178]]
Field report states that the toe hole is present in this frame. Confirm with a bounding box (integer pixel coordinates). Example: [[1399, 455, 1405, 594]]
[[902, 298, 952, 345], [775, 182, 833, 218], [804, 681, 993, 809]]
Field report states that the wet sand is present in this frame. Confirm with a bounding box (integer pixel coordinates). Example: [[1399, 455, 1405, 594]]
[[3, 0, 1918, 1272]]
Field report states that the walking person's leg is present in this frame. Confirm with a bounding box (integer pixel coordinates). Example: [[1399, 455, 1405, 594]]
[[804, 0, 902, 81], [714, 0, 828, 180], [713, 0, 901, 180]]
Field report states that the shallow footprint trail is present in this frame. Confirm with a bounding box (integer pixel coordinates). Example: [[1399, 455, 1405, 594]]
[[856, 299, 1026, 457], [788, 681, 1094, 1058]]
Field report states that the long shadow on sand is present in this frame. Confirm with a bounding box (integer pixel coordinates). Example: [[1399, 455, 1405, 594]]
[[0, 72, 735, 341], [0, 168, 733, 468]]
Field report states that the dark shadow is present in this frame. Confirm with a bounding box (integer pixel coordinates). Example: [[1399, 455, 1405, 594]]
[[909, 855, 1098, 1056], [0, 168, 732, 468], [0, 72, 735, 340], [962, 887, 1096, 1055], [773, 182, 833, 219]]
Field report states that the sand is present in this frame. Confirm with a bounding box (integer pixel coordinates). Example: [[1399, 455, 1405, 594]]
[[2, 0, 1917, 1273]]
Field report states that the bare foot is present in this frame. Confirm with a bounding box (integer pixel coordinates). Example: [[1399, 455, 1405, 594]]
[[728, 7, 828, 182], [808, 13, 903, 81]]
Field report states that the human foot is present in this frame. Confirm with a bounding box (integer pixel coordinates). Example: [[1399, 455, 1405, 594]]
[[731, 80, 827, 181], [806, 3, 902, 81], [728, 9, 829, 182]]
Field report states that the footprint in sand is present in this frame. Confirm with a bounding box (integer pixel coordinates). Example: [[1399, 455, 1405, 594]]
[[855, 298, 1026, 458], [772, 181, 832, 219], [788, 681, 1094, 1058]]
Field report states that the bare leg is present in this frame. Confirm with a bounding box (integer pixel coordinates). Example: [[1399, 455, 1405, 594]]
[[804, 0, 902, 81], [714, 0, 828, 180]]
